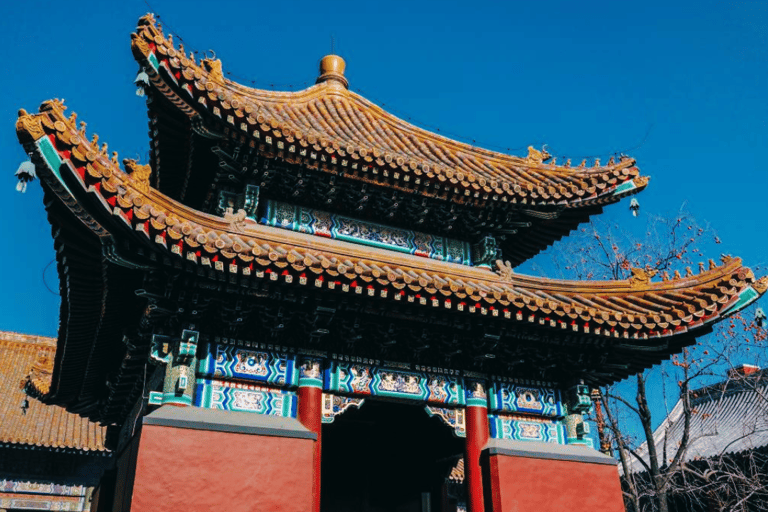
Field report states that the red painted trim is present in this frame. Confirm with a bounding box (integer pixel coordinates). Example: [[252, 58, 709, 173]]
[[466, 405, 490, 512], [298, 385, 322, 512]]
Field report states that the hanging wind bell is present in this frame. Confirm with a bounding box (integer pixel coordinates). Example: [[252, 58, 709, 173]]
[[15, 161, 36, 193], [135, 69, 150, 97], [629, 198, 640, 217], [756, 307, 766, 327]]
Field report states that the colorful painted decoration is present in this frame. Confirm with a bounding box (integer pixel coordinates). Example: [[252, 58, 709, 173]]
[[325, 361, 465, 405], [262, 200, 472, 265], [425, 406, 466, 438], [465, 380, 488, 408], [299, 357, 324, 389], [489, 383, 563, 417], [197, 343, 299, 387], [321, 394, 365, 424], [194, 378, 297, 417], [489, 414, 566, 445]]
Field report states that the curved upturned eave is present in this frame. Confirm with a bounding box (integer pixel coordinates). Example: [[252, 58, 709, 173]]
[[130, 14, 649, 210], [16, 102, 767, 350]]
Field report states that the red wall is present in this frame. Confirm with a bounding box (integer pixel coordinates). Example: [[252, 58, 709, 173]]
[[485, 454, 625, 512], [131, 424, 314, 512]]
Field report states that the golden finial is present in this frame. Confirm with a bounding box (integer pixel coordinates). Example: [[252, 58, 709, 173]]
[[91, 133, 99, 147], [79, 121, 87, 137], [708, 259, 717, 270], [579, 159, 586, 168], [179, 43, 185, 56], [68, 112, 77, 126], [593, 158, 601, 167], [685, 267, 693, 277], [565, 159, 571, 167], [111, 151, 119, 165], [316, 55, 348, 89], [100, 142, 108, 156], [674, 270, 682, 279], [168, 33, 173, 46], [662, 271, 670, 281], [608, 156, 615, 165], [698, 262, 705, 273]]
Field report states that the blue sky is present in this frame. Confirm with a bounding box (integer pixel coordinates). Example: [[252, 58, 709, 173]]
[[2, 1, 766, 436]]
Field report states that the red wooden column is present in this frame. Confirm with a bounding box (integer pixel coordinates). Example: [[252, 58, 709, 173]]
[[465, 380, 490, 512], [298, 357, 324, 512]]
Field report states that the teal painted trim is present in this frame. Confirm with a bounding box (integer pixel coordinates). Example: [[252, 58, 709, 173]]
[[147, 52, 160, 71], [612, 180, 637, 196], [36, 136, 74, 197], [148, 391, 163, 406], [466, 398, 488, 408], [721, 287, 760, 317], [162, 392, 192, 406], [298, 376, 323, 389], [489, 415, 566, 444]]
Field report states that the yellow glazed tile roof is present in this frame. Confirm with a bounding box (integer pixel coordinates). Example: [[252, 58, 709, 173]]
[[0, 331, 107, 452]]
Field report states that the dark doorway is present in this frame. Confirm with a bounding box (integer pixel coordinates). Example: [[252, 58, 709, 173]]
[[321, 400, 464, 512]]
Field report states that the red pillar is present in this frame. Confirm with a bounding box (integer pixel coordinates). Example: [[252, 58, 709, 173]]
[[298, 357, 323, 512], [465, 381, 490, 512]]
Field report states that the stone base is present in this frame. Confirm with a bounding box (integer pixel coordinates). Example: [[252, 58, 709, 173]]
[[483, 439, 624, 512], [129, 406, 316, 512]]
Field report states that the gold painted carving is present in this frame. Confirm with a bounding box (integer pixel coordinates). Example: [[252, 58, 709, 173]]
[[629, 267, 657, 288], [16, 109, 45, 143], [754, 276, 768, 294], [495, 259, 514, 281], [525, 146, 551, 164], [123, 159, 152, 193], [224, 207, 248, 232], [202, 58, 224, 83]]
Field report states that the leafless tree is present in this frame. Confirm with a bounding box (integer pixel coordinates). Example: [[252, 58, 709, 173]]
[[530, 207, 767, 511]]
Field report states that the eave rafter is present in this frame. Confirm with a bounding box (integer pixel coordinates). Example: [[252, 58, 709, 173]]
[[16, 102, 767, 352]]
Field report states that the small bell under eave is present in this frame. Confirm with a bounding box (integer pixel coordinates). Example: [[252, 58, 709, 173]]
[[756, 307, 766, 327], [15, 161, 36, 193], [135, 70, 150, 97], [629, 198, 640, 217]]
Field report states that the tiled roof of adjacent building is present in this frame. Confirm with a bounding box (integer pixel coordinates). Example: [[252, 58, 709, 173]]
[[628, 366, 768, 473], [0, 331, 107, 452]]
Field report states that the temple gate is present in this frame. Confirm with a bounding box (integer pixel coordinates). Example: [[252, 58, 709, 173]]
[[14, 13, 767, 512]]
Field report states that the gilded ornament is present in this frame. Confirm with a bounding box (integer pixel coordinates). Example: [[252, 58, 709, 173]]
[[224, 207, 248, 232], [754, 276, 768, 294], [629, 267, 657, 287], [16, 110, 45, 143], [495, 259, 514, 281], [123, 159, 152, 193], [525, 146, 551, 164], [202, 57, 224, 83]]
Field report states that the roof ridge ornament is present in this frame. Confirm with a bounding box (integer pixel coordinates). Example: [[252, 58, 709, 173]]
[[629, 267, 657, 288], [525, 145, 552, 164], [202, 51, 224, 84], [317, 54, 348, 89], [495, 259, 514, 281]]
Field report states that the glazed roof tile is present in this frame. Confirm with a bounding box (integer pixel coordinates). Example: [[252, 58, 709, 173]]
[[628, 370, 768, 473], [0, 332, 107, 452], [15, 102, 766, 355], [130, 14, 648, 209]]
